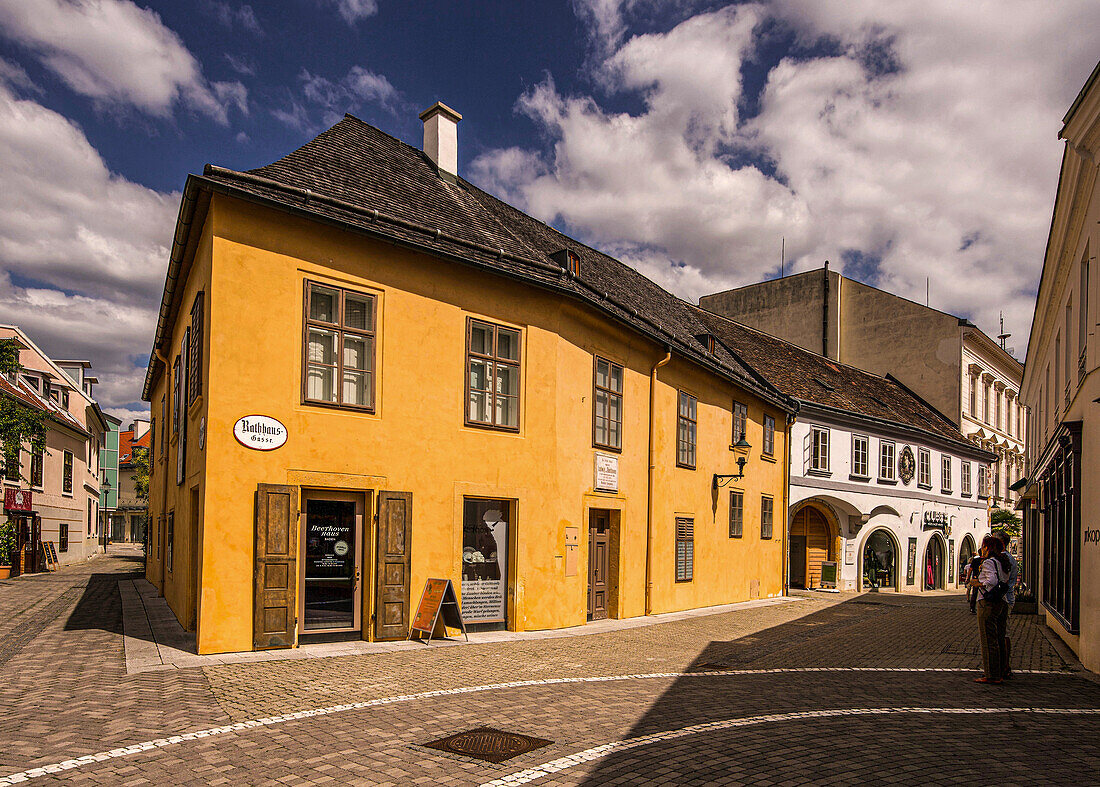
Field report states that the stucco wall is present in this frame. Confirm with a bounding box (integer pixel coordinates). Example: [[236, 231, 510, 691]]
[[148, 195, 790, 655]]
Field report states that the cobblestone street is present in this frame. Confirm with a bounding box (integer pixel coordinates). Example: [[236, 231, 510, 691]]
[[2, 549, 1098, 786]]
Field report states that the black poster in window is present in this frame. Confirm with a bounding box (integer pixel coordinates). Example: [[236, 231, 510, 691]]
[[305, 503, 354, 578]]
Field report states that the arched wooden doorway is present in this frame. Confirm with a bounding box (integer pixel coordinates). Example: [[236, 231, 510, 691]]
[[790, 506, 831, 589]]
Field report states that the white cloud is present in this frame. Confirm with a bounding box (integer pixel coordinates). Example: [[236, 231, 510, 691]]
[[205, 1, 263, 35], [471, 0, 1100, 353], [0, 85, 173, 418], [275, 65, 399, 131], [0, 0, 247, 123], [321, 0, 379, 25]]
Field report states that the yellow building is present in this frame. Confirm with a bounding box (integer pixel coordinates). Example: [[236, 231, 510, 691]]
[[142, 103, 797, 655]]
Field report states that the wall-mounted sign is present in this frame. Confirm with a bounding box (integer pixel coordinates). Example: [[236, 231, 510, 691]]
[[923, 510, 951, 536], [594, 453, 618, 493], [906, 537, 917, 585], [233, 415, 288, 451], [3, 489, 33, 513]]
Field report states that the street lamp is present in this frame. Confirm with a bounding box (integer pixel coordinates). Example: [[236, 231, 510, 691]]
[[713, 434, 752, 490]]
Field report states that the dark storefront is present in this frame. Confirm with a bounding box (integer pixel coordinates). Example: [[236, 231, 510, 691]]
[[1038, 422, 1082, 634]]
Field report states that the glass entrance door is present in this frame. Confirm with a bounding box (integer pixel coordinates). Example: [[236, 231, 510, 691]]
[[303, 498, 358, 631]]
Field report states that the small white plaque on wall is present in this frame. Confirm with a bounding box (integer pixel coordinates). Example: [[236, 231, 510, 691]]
[[233, 415, 288, 451], [595, 452, 618, 492], [845, 542, 855, 565]]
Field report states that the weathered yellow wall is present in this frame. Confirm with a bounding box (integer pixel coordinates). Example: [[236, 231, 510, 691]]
[[150, 194, 789, 655]]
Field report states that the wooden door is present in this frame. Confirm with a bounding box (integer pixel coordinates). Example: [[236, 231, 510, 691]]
[[588, 511, 610, 621], [375, 491, 412, 640], [253, 484, 299, 650], [792, 507, 830, 589], [789, 536, 807, 589]]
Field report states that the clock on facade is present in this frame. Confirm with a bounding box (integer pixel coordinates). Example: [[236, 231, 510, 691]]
[[899, 446, 916, 485]]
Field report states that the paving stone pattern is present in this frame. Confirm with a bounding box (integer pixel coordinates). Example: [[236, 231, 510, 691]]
[[0, 552, 1095, 786]]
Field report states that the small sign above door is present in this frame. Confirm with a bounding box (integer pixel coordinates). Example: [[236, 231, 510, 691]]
[[233, 415, 288, 450], [594, 452, 618, 493]]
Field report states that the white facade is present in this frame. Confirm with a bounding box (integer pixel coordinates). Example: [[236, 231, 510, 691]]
[[788, 406, 993, 593], [959, 328, 1026, 509]]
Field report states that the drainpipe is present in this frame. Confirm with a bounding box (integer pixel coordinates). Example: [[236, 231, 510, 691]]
[[822, 261, 830, 357], [783, 413, 794, 596], [645, 348, 673, 616]]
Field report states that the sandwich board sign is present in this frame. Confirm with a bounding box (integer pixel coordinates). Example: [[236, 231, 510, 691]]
[[409, 578, 468, 643], [819, 561, 839, 592]]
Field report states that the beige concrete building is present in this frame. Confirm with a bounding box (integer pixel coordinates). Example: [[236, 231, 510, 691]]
[[1, 326, 109, 567], [700, 267, 1026, 509], [1020, 61, 1100, 673]]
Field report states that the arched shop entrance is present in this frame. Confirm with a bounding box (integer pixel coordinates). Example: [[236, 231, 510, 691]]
[[958, 534, 977, 587], [924, 534, 946, 590], [861, 528, 899, 591], [789, 506, 832, 589]]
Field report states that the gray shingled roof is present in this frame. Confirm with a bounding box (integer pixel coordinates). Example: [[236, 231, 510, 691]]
[[695, 308, 992, 455], [162, 114, 793, 411]]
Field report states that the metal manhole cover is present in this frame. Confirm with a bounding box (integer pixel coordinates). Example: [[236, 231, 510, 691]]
[[424, 727, 552, 763]]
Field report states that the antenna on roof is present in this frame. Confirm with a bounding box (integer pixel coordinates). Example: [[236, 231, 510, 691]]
[[781, 236, 785, 278], [997, 312, 1011, 350]]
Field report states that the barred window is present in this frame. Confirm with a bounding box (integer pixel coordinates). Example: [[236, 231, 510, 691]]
[[729, 490, 743, 538], [63, 450, 73, 493], [593, 357, 623, 450], [761, 496, 774, 539], [188, 292, 204, 403], [675, 517, 694, 581], [732, 401, 748, 444], [677, 391, 697, 469]]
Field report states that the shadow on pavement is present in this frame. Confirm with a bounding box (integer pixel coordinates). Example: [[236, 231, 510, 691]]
[[573, 594, 1087, 785]]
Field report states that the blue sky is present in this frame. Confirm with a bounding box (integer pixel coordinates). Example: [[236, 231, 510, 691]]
[[0, 1, 1097, 422]]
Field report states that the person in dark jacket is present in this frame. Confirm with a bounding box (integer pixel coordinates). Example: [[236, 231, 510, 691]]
[[969, 535, 1012, 684]]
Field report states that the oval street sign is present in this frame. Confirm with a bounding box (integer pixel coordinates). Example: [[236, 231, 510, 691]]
[[233, 415, 288, 451]]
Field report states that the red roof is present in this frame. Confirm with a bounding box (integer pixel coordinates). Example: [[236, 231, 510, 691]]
[[119, 428, 150, 465], [0, 374, 88, 436]]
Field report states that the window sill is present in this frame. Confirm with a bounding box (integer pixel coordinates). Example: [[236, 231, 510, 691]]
[[806, 468, 831, 478], [303, 398, 377, 416], [849, 474, 871, 482], [593, 444, 622, 454], [941, 488, 953, 496], [876, 478, 898, 486], [187, 395, 204, 418], [760, 454, 777, 464], [675, 463, 696, 471], [917, 483, 932, 491], [463, 420, 521, 435]]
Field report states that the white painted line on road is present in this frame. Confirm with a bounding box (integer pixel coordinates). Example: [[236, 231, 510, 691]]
[[0, 667, 1075, 784], [479, 706, 1100, 787]]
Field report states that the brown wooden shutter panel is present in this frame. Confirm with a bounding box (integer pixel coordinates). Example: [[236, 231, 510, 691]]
[[253, 484, 298, 650], [375, 490, 412, 641]]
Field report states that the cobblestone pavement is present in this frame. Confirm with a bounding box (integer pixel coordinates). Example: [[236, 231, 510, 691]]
[[2, 551, 1097, 786]]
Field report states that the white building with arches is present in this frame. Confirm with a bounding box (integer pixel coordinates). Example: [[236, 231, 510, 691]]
[[700, 312, 997, 592]]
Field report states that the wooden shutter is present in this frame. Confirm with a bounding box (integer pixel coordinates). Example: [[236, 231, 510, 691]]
[[253, 484, 298, 650], [375, 491, 412, 640], [675, 517, 694, 581]]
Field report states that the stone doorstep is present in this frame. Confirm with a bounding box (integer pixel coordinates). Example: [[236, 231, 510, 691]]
[[119, 580, 802, 674]]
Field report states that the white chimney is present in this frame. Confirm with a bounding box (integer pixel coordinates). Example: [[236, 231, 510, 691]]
[[419, 101, 462, 179]]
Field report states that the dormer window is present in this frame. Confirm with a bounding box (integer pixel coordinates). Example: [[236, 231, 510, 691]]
[[695, 333, 717, 354], [19, 374, 40, 393], [550, 248, 580, 276]]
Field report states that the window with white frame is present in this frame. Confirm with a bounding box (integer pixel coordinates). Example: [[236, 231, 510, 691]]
[[961, 462, 972, 496], [852, 435, 869, 478], [879, 441, 896, 481], [917, 447, 931, 488], [810, 426, 830, 472], [941, 455, 952, 493], [978, 465, 989, 498]]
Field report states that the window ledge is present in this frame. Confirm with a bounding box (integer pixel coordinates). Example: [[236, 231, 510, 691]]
[[849, 474, 871, 482], [941, 488, 953, 495], [760, 454, 777, 464], [806, 468, 831, 478], [917, 483, 932, 491], [187, 395, 204, 417], [877, 478, 898, 486]]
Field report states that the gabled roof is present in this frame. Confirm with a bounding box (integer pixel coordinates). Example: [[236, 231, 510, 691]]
[[144, 115, 794, 413], [118, 428, 150, 466], [695, 308, 993, 458], [0, 374, 89, 437]]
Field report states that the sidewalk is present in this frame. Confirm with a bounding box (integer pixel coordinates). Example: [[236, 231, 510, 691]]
[[120, 578, 803, 673]]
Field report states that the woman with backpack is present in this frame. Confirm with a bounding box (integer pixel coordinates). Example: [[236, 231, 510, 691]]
[[969, 534, 1012, 684]]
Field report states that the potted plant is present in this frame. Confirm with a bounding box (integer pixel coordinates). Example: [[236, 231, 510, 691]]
[[0, 519, 16, 580]]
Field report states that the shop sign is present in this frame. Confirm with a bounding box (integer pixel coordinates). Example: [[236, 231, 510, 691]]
[[4, 489, 32, 513], [1085, 528, 1100, 547], [923, 510, 951, 536], [594, 453, 618, 493], [410, 578, 467, 642], [233, 415, 287, 451], [906, 537, 917, 585]]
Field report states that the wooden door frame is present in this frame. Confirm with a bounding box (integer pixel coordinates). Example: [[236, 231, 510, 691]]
[[587, 509, 611, 621], [298, 488, 366, 635]]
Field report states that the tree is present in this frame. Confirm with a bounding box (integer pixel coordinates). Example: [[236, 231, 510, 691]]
[[0, 339, 47, 483], [990, 507, 1021, 538], [132, 446, 150, 507]]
